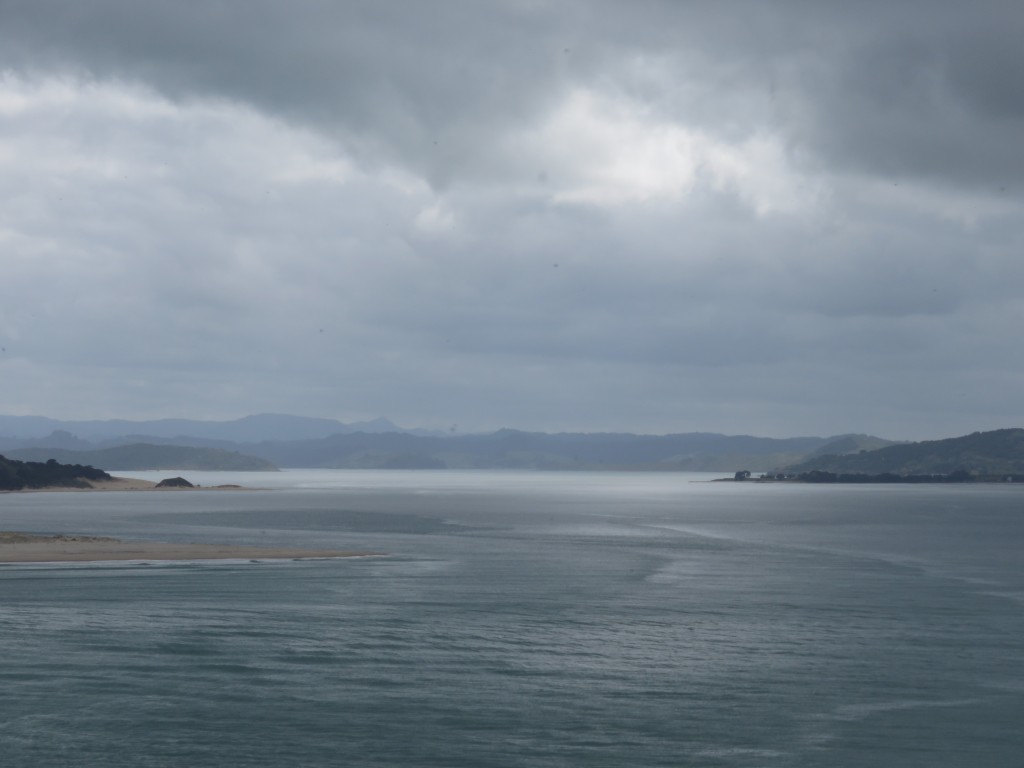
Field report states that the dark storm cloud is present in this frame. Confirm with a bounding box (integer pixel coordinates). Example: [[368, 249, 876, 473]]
[[0, 0, 573, 186], [2, 0, 1020, 187], [787, 5, 1024, 187]]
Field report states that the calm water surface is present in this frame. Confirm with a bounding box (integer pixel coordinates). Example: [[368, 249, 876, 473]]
[[1, 470, 1022, 766]]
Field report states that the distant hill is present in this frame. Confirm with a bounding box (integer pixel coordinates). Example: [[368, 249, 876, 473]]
[[0, 455, 111, 491], [0, 414, 902, 471], [800, 434, 900, 460], [6, 444, 278, 472], [785, 428, 1024, 477], [236, 429, 856, 471], [0, 413, 425, 444]]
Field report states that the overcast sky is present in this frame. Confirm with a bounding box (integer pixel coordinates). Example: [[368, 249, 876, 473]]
[[1, 1, 1022, 439]]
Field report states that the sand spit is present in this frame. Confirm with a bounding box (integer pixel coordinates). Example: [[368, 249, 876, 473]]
[[0, 532, 381, 563], [3, 477, 257, 493]]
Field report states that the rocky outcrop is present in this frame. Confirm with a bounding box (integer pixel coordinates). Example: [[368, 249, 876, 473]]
[[155, 476, 194, 488]]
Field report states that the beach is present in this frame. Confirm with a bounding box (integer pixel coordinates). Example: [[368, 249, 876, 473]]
[[2, 476, 255, 493], [0, 532, 380, 563]]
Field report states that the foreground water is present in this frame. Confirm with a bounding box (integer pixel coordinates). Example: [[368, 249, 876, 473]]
[[2, 470, 1022, 767]]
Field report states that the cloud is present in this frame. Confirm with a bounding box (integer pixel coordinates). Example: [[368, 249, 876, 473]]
[[0, 1, 1022, 439]]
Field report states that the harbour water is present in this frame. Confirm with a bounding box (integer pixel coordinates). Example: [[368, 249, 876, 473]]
[[2, 470, 1022, 766]]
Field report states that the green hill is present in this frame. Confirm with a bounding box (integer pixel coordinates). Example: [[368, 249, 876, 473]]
[[0, 455, 111, 490], [6, 444, 278, 472], [785, 428, 1024, 477], [800, 434, 900, 460]]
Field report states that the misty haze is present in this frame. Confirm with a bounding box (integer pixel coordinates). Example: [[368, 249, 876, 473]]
[[2, 3, 1023, 767]]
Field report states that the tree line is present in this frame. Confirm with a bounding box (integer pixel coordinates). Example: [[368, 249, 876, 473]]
[[0, 455, 111, 491]]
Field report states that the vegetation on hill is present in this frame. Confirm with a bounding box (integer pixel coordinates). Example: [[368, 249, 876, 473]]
[[155, 476, 195, 488], [800, 434, 900, 460], [782, 469, 974, 484], [784, 428, 1024, 477], [0, 455, 111, 491]]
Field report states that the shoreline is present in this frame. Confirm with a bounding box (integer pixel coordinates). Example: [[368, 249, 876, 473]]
[[0, 476, 262, 493], [0, 532, 382, 563]]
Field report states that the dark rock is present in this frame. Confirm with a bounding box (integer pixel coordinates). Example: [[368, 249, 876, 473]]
[[155, 476, 194, 488]]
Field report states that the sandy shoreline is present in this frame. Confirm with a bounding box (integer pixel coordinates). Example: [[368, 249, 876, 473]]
[[1, 477, 259, 493], [0, 532, 381, 563]]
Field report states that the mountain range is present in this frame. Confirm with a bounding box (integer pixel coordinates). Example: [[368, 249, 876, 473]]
[[0, 413, 429, 444], [5, 414, 1023, 477], [0, 414, 895, 472]]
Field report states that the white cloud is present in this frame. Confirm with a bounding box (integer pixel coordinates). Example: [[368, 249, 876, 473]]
[[413, 201, 457, 236], [518, 88, 819, 218]]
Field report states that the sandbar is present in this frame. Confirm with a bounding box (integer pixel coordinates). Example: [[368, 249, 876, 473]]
[[3, 477, 257, 493], [0, 532, 380, 563]]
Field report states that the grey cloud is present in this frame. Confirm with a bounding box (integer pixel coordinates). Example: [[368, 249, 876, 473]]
[[3, 1, 1021, 244], [1, 1, 1023, 439], [774, 5, 1024, 187], [0, 0, 573, 186], [3, 0, 1020, 188]]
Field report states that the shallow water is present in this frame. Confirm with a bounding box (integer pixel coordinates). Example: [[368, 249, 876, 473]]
[[2, 470, 1022, 766]]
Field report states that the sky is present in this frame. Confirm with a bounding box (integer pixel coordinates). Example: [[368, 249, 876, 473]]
[[1, 0, 1022, 439]]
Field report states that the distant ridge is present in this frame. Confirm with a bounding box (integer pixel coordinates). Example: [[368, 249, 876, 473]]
[[225, 429, 889, 471], [801, 434, 901, 460], [0, 413, 426, 444], [0, 414, 911, 471], [5, 444, 278, 472], [784, 428, 1024, 477]]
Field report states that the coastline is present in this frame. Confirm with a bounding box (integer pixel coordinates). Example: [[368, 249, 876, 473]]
[[0, 532, 382, 563], [1, 476, 260, 493]]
